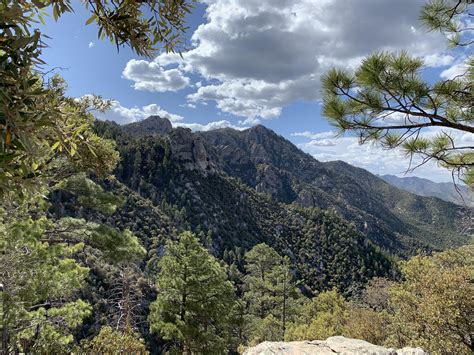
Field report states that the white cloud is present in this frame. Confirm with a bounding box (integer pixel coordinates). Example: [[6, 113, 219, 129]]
[[125, 0, 450, 120], [180, 103, 197, 109], [440, 58, 470, 80], [88, 41, 94, 48], [292, 131, 336, 139], [423, 53, 454, 67], [122, 59, 191, 92], [99, 101, 184, 125], [175, 120, 248, 131], [294, 129, 467, 182], [97, 100, 248, 132]]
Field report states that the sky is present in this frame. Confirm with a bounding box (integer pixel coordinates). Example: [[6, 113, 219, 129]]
[[39, 0, 472, 182]]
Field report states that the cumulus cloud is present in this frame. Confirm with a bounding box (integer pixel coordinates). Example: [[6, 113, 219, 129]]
[[124, 0, 450, 120], [122, 59, 191, 92], [97, 100, 248, 132], [423, 53, 454, 67], [99, 101, 184, 125], [292, 131, 337, 140], [294, 129, 468, 182], [175, 120, 248, 131], [440, 58, 470, 80]]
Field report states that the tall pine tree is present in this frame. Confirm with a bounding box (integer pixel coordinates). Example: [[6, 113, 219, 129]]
[[243, 243, 304, 343], [148, 231, 237, 353]]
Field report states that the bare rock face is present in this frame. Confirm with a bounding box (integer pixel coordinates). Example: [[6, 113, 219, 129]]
[[169, 127, 215, 173], [243, 336, 426, 355]]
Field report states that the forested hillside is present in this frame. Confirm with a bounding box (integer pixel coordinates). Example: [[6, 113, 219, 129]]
[[95, 116, 472, 255]]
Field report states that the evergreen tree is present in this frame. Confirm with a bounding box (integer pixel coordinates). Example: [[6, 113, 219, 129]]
[[148, 231, 237, 353], [243, 243, 304, 343], [0, 215, 91, 353]]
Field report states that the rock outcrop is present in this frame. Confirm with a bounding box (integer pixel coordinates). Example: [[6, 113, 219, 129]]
[[124, 115, 173, 136], [168, 127, 215, 173], [243, 336, 426, 355]]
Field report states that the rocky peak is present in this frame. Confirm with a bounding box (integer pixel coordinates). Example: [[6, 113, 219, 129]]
[[123, 115, 173, 136]]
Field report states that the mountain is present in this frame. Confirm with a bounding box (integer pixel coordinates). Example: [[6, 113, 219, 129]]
[[196, 124, 472, 253], [88, 120, 395, 295], [123, 115, 173, 136], [85, 116, 473, 292], [380, 174, 474, 208]]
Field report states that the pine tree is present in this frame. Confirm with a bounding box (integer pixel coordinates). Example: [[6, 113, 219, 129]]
[[148, 231, 237, 353], [243, 243, 304, 343], [0, 216, 91, 353]]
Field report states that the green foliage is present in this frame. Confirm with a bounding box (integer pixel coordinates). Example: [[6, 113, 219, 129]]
[[86, 223, 146, 264], [148, 231, 237, 353], [0, 0, 195, 200], [388, 245, 474, 354], [82, 326, 148, 354], [243, 244, 305, 343], [420, 0, 473, 47], [0, 0, 198, 353], [281, 245, 474, 353], [57, 174, 125, 215], [0, 70, 119, 200], [322, 1, 474, 185], [285, 290, 349, 341], [0, 215, 90, 353]]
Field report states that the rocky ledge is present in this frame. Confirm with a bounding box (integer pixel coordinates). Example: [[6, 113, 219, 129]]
[[243, 336, 426, 355]]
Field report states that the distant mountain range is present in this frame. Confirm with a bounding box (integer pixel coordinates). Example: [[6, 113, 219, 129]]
[[380, 175, 474, 208]]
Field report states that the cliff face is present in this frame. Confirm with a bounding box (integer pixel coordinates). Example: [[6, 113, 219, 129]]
[[168, 127, 215, 173], [243, 336, 426, 355]]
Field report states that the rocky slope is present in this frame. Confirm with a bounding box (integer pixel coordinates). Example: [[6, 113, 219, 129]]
[[381, 174, 474, 207], [93, 116, 473, 258], [95, 116, 472, 255], [244, 336, 426, 355], [198, 126, 472, 253]]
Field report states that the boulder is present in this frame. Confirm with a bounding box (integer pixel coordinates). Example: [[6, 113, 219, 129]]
[[243, 336, 426, 355]]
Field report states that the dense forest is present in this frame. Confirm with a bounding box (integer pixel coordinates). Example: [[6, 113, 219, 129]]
[[1, 0, 473, 354]]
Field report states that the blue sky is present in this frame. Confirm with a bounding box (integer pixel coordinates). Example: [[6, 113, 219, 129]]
[[40, 0, 471, 182]]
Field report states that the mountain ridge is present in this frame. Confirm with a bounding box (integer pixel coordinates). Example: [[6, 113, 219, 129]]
[[95, 115, 473, 256], [380, 174, 474, 208]]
